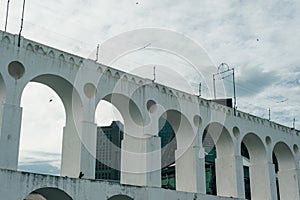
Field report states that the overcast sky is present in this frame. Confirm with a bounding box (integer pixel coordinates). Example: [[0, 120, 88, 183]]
[[0, 0, 299, 175]]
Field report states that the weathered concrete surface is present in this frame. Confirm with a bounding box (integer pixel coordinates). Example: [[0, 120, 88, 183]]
[[0, 168, 242, 200]]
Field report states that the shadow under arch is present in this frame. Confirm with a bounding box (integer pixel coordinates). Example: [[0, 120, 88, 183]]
[[0, 73, 6, 129], [0, 73, 6, 103], [24, 187, 73, 200], [20, 74, 83, 178], [273, 142, 300, 199], [160, 109, 195, 191], [241, 133, 270, 199], [202, 122, 234, 196], [158, 116, 177, 190], [108, 194, 133, 200], [160, 109, 195, 150]]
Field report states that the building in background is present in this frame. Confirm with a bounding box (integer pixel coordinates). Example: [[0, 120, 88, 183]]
[[95, 121, 123, 181], [95, 119, 177, 189]]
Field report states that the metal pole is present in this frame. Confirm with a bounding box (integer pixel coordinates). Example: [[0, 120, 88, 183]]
[[232, 68, 237, 115], [152, 66, 156, 82], [96, 44, 99, 62], [4, 0, 10, 32], [213, 74, 216, 99], [199, 82, 202, 97], [18, 0, 26, 47], [293, 118, 296, 129]]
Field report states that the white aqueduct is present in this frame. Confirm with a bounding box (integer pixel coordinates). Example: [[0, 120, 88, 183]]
[[0, 30, 299, 200]]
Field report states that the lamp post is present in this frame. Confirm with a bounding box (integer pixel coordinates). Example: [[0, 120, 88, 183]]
[[213, 63, 237, 115]]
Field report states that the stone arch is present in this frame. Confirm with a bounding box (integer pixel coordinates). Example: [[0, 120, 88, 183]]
[[19, 74, 83, 178], [97, 93, 144, 129], [202, 122, 235, 196], [160, 110, 196, 191], [29, 74, 82, 125], [158, 116, 177, 190], [242, 133, 266, 164], [203, 122, 234, 157], [273, 142, 300, 199], [24, 187, 73, 200], [241, 133, 273, 199], [108, 194, 133, 200], [161, 110, 195, 150]]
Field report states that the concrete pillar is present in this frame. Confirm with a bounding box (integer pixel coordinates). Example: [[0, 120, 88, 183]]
[[60, 122, 81, 178], [121, 134, 161, 187], [175, 145, 205, 193], [215, 155, 245, 198], [80, 120, 97, 179], [277, 168, 300, 200], [61, 120, 97, 179], [0, 103, 22, 170], [249, 162, 278, 200]]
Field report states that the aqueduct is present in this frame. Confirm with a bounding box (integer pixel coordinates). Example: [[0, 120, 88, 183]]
[[0, 30, 299, 200]]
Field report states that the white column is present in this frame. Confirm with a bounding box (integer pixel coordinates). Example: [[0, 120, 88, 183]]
[[277, 168, 300, 200], [61, 120, 97, 179], [121, 133, 161, 187], [175, 145, 204, 193], [80, 120, 97, 179], [60, 122, 81, 178], [0, 103, 22, 170], [215, 155, 245, 198], [249, 162, 278, 200]]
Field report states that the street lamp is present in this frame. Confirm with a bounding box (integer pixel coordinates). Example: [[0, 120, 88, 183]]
[[213, 63, 237, 115]]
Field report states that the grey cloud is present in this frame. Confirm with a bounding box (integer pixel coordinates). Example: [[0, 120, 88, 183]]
[[236, 67, 279, 97]]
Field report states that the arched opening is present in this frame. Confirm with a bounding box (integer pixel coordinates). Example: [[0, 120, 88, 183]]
[[18, 74, 82, 178], [160, 110, 195, 192], [24, 187, 73, 200], [18, 82, 66, 175], [108, 194, 133, 200], [94, 99, 124, 181], [94, 93, 143, 182], [158, 116, 177, 190], [202, 123, 234, 196], [242, 133, 270, 200], [273, 142, 299, 200]]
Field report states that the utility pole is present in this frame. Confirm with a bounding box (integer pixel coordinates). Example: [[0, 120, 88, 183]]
[[4, 0, 10, 32], [18, 0, 26, 47], [293, 118, 296, 129], [198, 82, 202, 97], [152, 66, 156, 83], [95, 44, 100, 62]]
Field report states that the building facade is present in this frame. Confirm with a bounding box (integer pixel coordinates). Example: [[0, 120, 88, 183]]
[[95, 121, 123, 181]]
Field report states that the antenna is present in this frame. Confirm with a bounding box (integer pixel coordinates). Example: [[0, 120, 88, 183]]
[[293, 118, 296, 129], [152, 66, 156, 82], [4, 0, 10, 32], [198, 82, 202, 97], [18, 0, 26, 47], [95, 44, 100, 62], [268, 108, 271, 120]]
